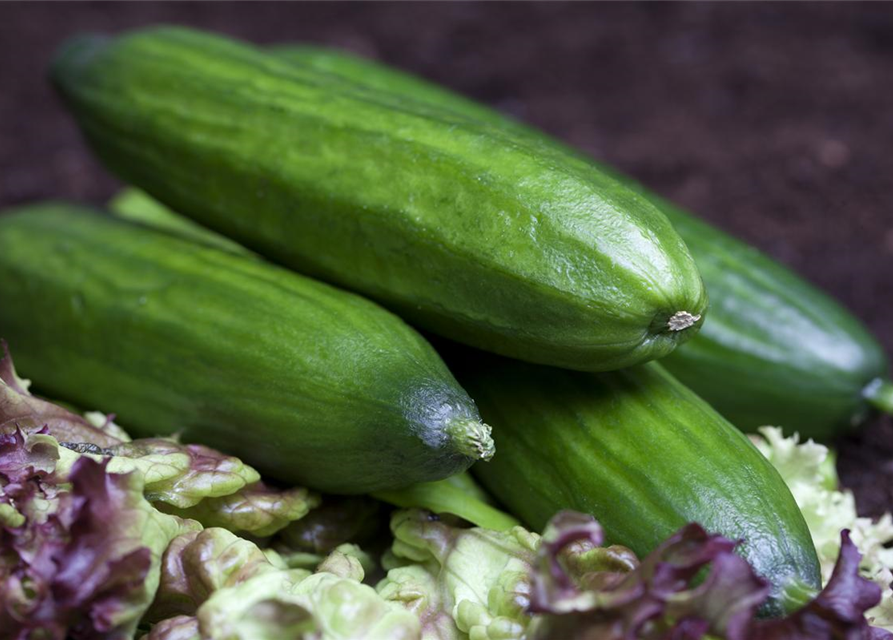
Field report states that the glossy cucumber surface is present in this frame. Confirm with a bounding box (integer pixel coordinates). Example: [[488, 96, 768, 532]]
[[458, 355, 821, 617], [0, 204, 493, 493], [644, 193, 890, 439], [271, 43, 892, 438], [51, 27, 707, 373]]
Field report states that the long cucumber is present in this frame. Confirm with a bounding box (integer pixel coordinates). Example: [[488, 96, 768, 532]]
[[456, 354, 822, 617], [51, 26, 707, 373], [272, 42, 891, 439], [0, 204, 493, 494]]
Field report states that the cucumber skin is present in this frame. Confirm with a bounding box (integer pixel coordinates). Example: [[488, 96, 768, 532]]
[[459, 356, 821, 616], [50, 27, 707, 373], [274, 44, 890, 439], [649, 195, 888, 439], [0, 204, 486, 494]]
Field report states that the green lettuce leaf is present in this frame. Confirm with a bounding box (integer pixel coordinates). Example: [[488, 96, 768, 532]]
[[192, 546, 419, 640], [107, 438, 260, 509], [378, 509, 541, 639], [142, 615, 201, 640], [148, 526, 282, 621], [752, 427, 893, 630], [158, 480, 319, 537]]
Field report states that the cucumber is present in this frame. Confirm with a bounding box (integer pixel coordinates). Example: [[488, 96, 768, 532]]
[[457, 355, 821, 617], [108, 187, 254, 257], [50, 27, 707, 373], [270, 43, 893, 438], [637, 191, 892, 440], [0, 204, 494, 493]]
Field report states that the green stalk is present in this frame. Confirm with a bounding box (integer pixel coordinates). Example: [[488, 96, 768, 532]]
[[863, 378, 893, 414], [373, 474, 520, 531]]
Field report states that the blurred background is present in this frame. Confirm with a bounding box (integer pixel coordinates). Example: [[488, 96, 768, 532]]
[[1, 2, 892, 513]]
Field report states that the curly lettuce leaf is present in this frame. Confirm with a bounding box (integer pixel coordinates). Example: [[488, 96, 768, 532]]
[[1, 429, 195, 639], [142, 615, 201, 640], [194, 570, 317, 640], [63, 435, 313, 536], [752, 531, 890, 639], [0, 342, 123, 448], [379, 509, 541, 639], [528, 510, 890, 640], [191, 546, 419, 640], [148, 527, 282, 621], [158, 480, 319, 537], [106, 439, 260, 509], [753, 427, 893, 630], [147, 531, 406, 640], [84, 410, 133, 443], [288, 570, 420, 640], [317, 543, 375, 581]]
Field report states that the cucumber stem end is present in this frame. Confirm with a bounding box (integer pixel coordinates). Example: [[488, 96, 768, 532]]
[[667, 310, 701, 332], [446, 419, 495, 462]]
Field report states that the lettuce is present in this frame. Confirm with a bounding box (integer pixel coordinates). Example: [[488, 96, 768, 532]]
[[142, 615, 201, 640], [276, 496, 383, 554], [753, 427, 893, 630], [156, 480, 319, 537], [378, 509, 541, 639], [148, 526, 283, 621], [1, 429, 195, 639], [529, 510, 890, 640], [0, 342, 124, 448], [150, 546, 419, 640], [145, 524, 413, 640]]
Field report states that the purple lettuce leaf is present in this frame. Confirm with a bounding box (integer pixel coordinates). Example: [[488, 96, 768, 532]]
[[1, 429, 193, 640], [528, 513, 767, 639], [528, 511, 890, 640], [0, 342, 123, 448], [752, 530, 892, 640]]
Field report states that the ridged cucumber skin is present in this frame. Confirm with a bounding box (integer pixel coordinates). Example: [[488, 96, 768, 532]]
[[50, 27, 707, 373], [645, 194, 889, 439], [0, 204, 491, 494], [272, 44, 891, 439], [459, 356, 821, 616]]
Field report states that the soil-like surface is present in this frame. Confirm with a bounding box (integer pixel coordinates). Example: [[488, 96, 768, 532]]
[[2, 3, 892, 515]]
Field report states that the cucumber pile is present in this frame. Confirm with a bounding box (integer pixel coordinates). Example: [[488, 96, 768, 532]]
[[1, 25, 890, 635]]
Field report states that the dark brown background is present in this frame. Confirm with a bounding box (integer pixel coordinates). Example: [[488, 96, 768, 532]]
[[2, 2, 892, 514]]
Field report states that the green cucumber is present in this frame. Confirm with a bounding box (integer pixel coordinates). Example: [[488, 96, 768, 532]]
[[457, 355, 821, 617], [271, 43, 892, 439], [0, 204, 493, 494], [637, 191, 891, 440], [108, 187, 254, 257], [51, 27, 707, 373]]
